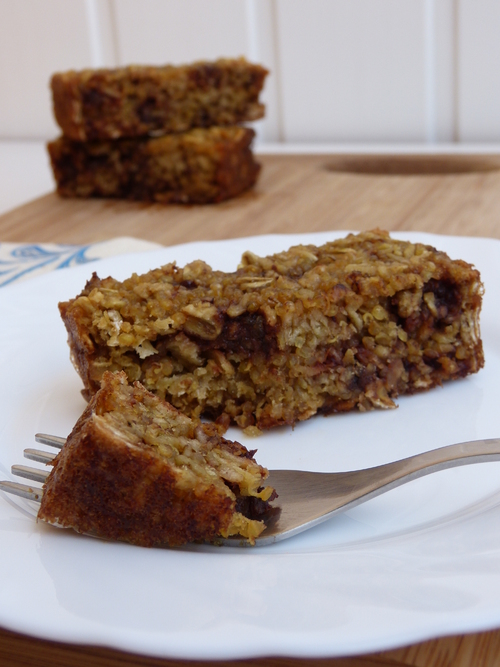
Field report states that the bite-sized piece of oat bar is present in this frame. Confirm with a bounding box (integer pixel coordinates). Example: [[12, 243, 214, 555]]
[[59, 230, 484, 430], [38, 371, 277, 547], [47, 126, 260, 204], [51, 58, 268, 141]]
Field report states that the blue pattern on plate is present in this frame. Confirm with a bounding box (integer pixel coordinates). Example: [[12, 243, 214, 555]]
[[0, 243, 94, 287]]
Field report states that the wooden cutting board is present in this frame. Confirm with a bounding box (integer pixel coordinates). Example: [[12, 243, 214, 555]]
[[1, 152, 500, 667], [2, 153, 500, 244]]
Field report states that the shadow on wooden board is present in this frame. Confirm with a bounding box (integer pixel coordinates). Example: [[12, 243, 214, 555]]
[[323, 154, 500, 175]]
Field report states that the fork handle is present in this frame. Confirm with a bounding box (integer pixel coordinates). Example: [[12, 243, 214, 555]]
[[255, 438, 500, 546], [335, 437, 500, 507]]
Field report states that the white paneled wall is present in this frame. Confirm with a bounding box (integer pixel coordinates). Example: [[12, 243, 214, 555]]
[[458, 0, 500, 141], [0, 1, 94, 139], [276, 0, 428, 142], [1, 0, 499, 144]]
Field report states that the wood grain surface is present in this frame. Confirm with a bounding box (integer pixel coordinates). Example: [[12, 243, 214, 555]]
[[3, 153, 500, 245], [1, 152, 500, 667]]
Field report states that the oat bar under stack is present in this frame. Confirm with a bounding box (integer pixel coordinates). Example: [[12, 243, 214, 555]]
[[47, 126, 260, 204], [38, 371, 277, 547], [59, 231, 484, 430], [51, 58, 268, 141]]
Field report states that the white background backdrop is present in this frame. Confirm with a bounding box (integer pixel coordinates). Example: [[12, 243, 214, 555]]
[[1, 0, 500, 145]]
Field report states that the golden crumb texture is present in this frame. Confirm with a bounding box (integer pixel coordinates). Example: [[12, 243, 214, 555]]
[[47, 126, 260, 204], [51, 57, 268, 141], [38, 371, 277, 547], [59, 230, 484, 430]]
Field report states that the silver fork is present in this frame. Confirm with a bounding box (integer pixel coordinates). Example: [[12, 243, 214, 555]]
[[0, 434, 65, 501], [1, 435, 500, 547]]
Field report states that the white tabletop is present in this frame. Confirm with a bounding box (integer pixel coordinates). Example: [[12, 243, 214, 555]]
[[0, 141, 53, 216]]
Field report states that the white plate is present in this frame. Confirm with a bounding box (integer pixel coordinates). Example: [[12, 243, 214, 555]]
[[1, 230, 500, 660]]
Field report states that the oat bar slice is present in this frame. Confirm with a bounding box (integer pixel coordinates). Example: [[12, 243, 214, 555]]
[[51, 58, 268, 141], [47, 126, 260, 204], [59, 230, 484, 430], [38, 371, 276, 547]]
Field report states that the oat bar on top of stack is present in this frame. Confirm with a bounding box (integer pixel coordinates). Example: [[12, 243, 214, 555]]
[[47, 58, 267, 204]]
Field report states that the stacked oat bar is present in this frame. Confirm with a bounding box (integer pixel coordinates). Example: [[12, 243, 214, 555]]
[[47, 58, 268, 204]]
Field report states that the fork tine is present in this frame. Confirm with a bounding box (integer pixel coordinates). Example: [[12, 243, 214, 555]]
[[24, 448, 56, 464], [35, 433, 66, 449], [0, 481, 43, 502], [0, 435, 64, 505], [12, 464, 49, 483]]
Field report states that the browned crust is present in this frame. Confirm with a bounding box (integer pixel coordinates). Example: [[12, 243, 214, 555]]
[[39, 419, 235, 547], [58, 231, 485, 429], [51, 58, 268, 141], [38, 372, 273, 547], [47, 126, 260, 204]]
